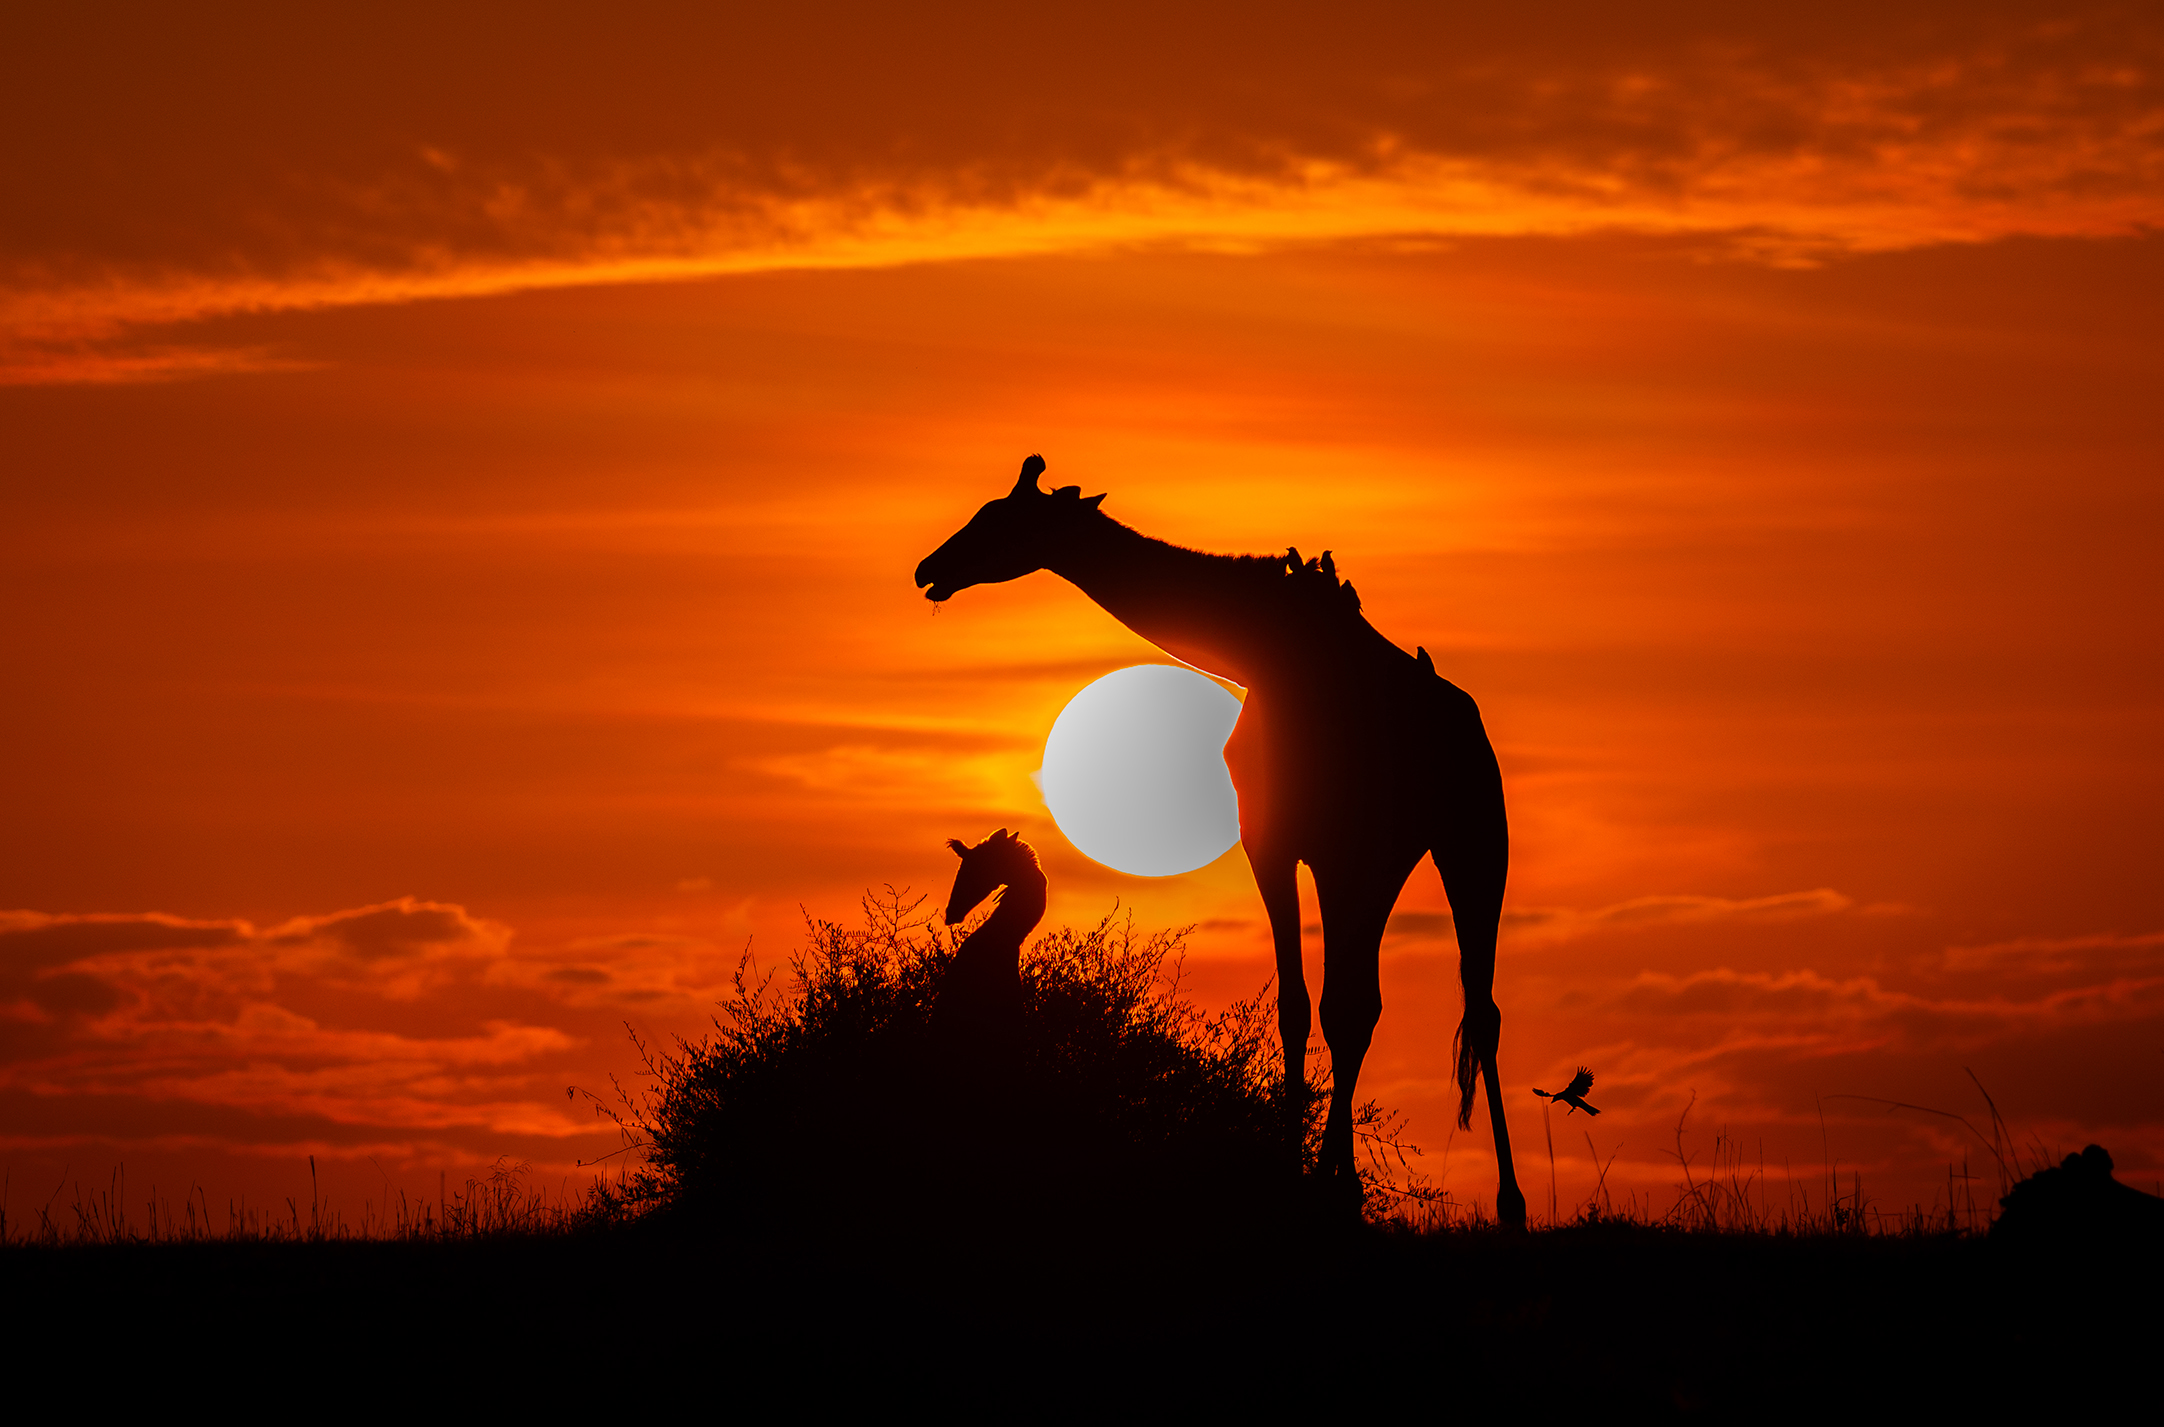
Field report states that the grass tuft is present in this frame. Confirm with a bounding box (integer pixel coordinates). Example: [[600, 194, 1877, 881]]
[[0, 1155, 609, 1247]]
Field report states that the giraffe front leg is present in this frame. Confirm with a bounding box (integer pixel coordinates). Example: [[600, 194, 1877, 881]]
[[1317, 970, 1380, 1211], [1315, 860, 1416, 1215], [1244, 843, 1309, 1170]]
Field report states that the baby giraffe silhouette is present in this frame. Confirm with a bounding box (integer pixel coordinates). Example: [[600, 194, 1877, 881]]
[[931, 828, 1046, 1046]]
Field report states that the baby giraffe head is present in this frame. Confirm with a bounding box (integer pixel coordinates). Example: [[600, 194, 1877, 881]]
[[914, 454, 1107, 603], [942, 827, 1040, 925]]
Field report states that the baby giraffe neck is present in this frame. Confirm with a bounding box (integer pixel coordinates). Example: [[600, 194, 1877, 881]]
[[974, 869, 1047, 951]]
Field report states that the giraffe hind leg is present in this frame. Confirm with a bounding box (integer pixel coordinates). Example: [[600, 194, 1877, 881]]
[[1434, 823, 1528, 1230]]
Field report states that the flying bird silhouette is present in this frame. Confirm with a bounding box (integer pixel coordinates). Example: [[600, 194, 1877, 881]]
[[1533, 1067, 1600, 1116]]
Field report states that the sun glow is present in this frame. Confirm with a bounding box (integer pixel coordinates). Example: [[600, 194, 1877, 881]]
[[1037, 666, 1244, 877]]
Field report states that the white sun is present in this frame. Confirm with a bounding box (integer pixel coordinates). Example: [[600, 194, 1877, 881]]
[[1037, 664, 1244, 876]]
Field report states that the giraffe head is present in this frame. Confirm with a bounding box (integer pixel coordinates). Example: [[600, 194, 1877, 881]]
[[942, 827, 1040, 926], [914, 454, 1106, 602]]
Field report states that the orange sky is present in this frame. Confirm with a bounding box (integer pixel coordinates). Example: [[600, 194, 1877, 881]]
[[4, 3, 2162, 1225]]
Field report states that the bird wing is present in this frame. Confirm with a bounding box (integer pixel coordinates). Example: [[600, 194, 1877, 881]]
[[1565, 1067, 1594, 1098]]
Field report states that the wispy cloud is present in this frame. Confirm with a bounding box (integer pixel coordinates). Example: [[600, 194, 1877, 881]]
[[1387, 886, 1856, 946], [1942, 929, 2164, 976], [0, 900, 610, 1149], [7, 5, 2159, 379], [0, 342, 316, 386], [1589, 961, 2164, 1112]]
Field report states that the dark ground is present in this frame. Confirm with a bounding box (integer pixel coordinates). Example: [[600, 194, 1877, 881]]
[[5, 1208, 2152, 1414]]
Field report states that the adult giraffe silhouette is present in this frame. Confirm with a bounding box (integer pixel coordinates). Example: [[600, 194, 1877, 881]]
[[916, 454, 1528, 1225]]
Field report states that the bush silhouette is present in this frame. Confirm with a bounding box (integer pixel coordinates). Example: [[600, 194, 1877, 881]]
[[614, 890, 1322, 1230]]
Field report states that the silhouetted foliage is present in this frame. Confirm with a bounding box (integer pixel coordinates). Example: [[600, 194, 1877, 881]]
[[1993, 1143, 2164, 1245], [609, 890, 1324, 1228]]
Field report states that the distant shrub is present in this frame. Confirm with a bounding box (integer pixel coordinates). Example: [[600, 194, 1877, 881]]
[[605, 889, 1327, 1228]]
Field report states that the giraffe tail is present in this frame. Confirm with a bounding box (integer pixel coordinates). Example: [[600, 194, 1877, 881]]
[[1452, 989, 1501, 1129], [1453, 1015, 1481, 1129]]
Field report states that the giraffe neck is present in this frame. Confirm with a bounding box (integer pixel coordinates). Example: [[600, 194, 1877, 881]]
[[961, 867, 1047, 960], [1046, 514, 1286, 687]]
